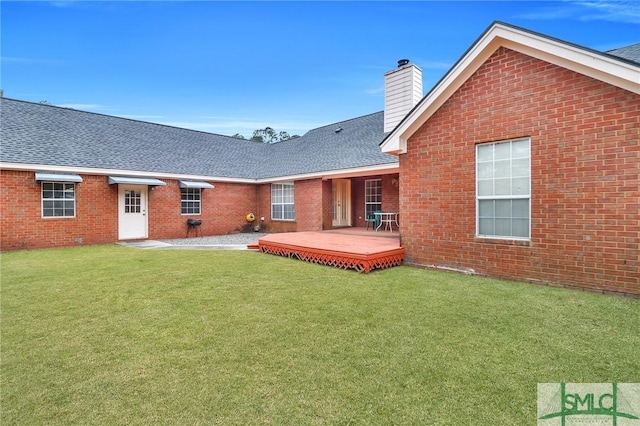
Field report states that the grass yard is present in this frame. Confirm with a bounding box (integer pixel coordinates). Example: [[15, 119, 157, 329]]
[[1, 245, 638, 425]]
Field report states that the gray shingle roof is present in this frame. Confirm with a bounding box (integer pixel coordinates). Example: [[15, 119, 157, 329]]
[[3, 31, 636, 180], [0, 98, 396, 180], [256, 112, 395, 179], [607, 43, 640, 65]]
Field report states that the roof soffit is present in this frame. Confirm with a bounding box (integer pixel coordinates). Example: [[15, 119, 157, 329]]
[[381, 22, 640, 155]]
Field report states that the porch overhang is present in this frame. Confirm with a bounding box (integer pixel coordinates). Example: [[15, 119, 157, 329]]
[[108, 176, 166, 186], [179, 180, 214, 189], [35, 172, 83, 183]]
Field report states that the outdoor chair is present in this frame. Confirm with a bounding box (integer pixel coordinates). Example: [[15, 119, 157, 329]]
[[365, 211, 382, 230]]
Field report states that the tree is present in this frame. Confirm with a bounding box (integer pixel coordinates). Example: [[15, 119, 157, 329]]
[[250, 127, 299, 144]]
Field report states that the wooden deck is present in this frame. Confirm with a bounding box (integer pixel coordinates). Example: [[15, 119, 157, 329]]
[[250, 228, 403, 273]]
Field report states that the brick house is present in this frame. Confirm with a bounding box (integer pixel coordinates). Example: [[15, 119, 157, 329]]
[[1, 21, 638, 295], [1, 57, 420, 250], [381, 22, 639, 295]]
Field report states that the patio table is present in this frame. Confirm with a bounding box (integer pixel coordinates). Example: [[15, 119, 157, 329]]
[[375, 212, 399, 232]]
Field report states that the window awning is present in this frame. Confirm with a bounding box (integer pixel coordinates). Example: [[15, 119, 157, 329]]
[[108, 176, 166, 186], [179, 180, 214, 189], [35, 172, 83, 183]]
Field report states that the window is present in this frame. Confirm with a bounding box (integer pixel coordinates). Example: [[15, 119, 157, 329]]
[[271, 183, 295, 220], [365, 179, 382, 217], [181, 188, 201, 215], [42, 182, 76, 218], [125, 189, 142, 213], [476, 138, 530, 239]]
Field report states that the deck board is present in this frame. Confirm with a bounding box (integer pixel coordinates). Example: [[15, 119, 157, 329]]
[[254, 231, 404, 272]]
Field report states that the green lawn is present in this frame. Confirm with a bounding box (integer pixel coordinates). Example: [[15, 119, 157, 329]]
[[1, 245, 638, 425]]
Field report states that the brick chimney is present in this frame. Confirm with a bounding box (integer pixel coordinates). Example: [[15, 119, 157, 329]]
[[384, 59, 422, 133]]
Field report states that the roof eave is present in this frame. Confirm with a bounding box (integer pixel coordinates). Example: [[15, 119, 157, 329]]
[[255, 162, 399, 183], [1, 161, 399, 184], [0, 162, 258, 184]]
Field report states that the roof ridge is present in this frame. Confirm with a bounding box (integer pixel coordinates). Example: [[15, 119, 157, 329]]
[[304, 111, 383, 133]]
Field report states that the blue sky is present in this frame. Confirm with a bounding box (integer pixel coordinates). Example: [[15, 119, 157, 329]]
[[2, 1, 639, 137]]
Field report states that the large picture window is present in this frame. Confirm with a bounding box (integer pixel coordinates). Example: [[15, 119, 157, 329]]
[[365, 179, 382, 217], [476, 138, 530, 239], [181, 188, 201, 215], [42, 182, 76, 218], [271, 183, 295, 220]]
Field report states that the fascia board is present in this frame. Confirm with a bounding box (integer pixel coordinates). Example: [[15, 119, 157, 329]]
[[381, 22, 640, 155], [1, 161, 399, 184], [495, 26, 640, 94], [255, 162, 400, 184], [0, 162, 257, 184]]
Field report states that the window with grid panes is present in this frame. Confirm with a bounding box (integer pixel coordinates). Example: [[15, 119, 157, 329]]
[[181, 188, 201, 215], [41, 182, 76, 217], [476, 138, 530, 239], [365, 179, 382, 217], [271, 183, 294, 220]]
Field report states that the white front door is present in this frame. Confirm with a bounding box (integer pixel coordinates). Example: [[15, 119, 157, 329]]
[[332, 179, 351, 227], [118, 185, 148, 240]]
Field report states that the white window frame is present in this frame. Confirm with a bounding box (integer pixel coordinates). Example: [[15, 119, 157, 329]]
[[181, 187, 202, 215], [365, 179, 382, 217], [476, 137, 531, 240], [41, 181, 76, 218], [271, 182, 295, 221]]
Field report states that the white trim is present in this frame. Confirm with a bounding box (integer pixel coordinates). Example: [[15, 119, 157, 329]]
[[260, 162, 400, 183], [108, 176, 166, 186], [35, 172, 83, 183], [1, 163, 258, 184], [1, 161, 399, 184], [381, 22, 640, 155], [179, 180, 214, 189]]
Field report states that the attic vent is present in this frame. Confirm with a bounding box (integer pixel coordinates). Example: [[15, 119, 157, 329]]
[[334, 127, 343, 133]]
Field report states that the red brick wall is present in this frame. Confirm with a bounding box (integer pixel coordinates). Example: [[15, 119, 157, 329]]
[[255, 179, 324, 233], [256, 184, 275, 232], [1, 171, 260, 250], [1, 171, 118, 250], [351, 177, 365, 227], [382, 175, 400, 217], [295, 179, 324, 231], [149, 181, 258, 239], [400, 47, 639, 296], [322, 180, 333, 229]]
